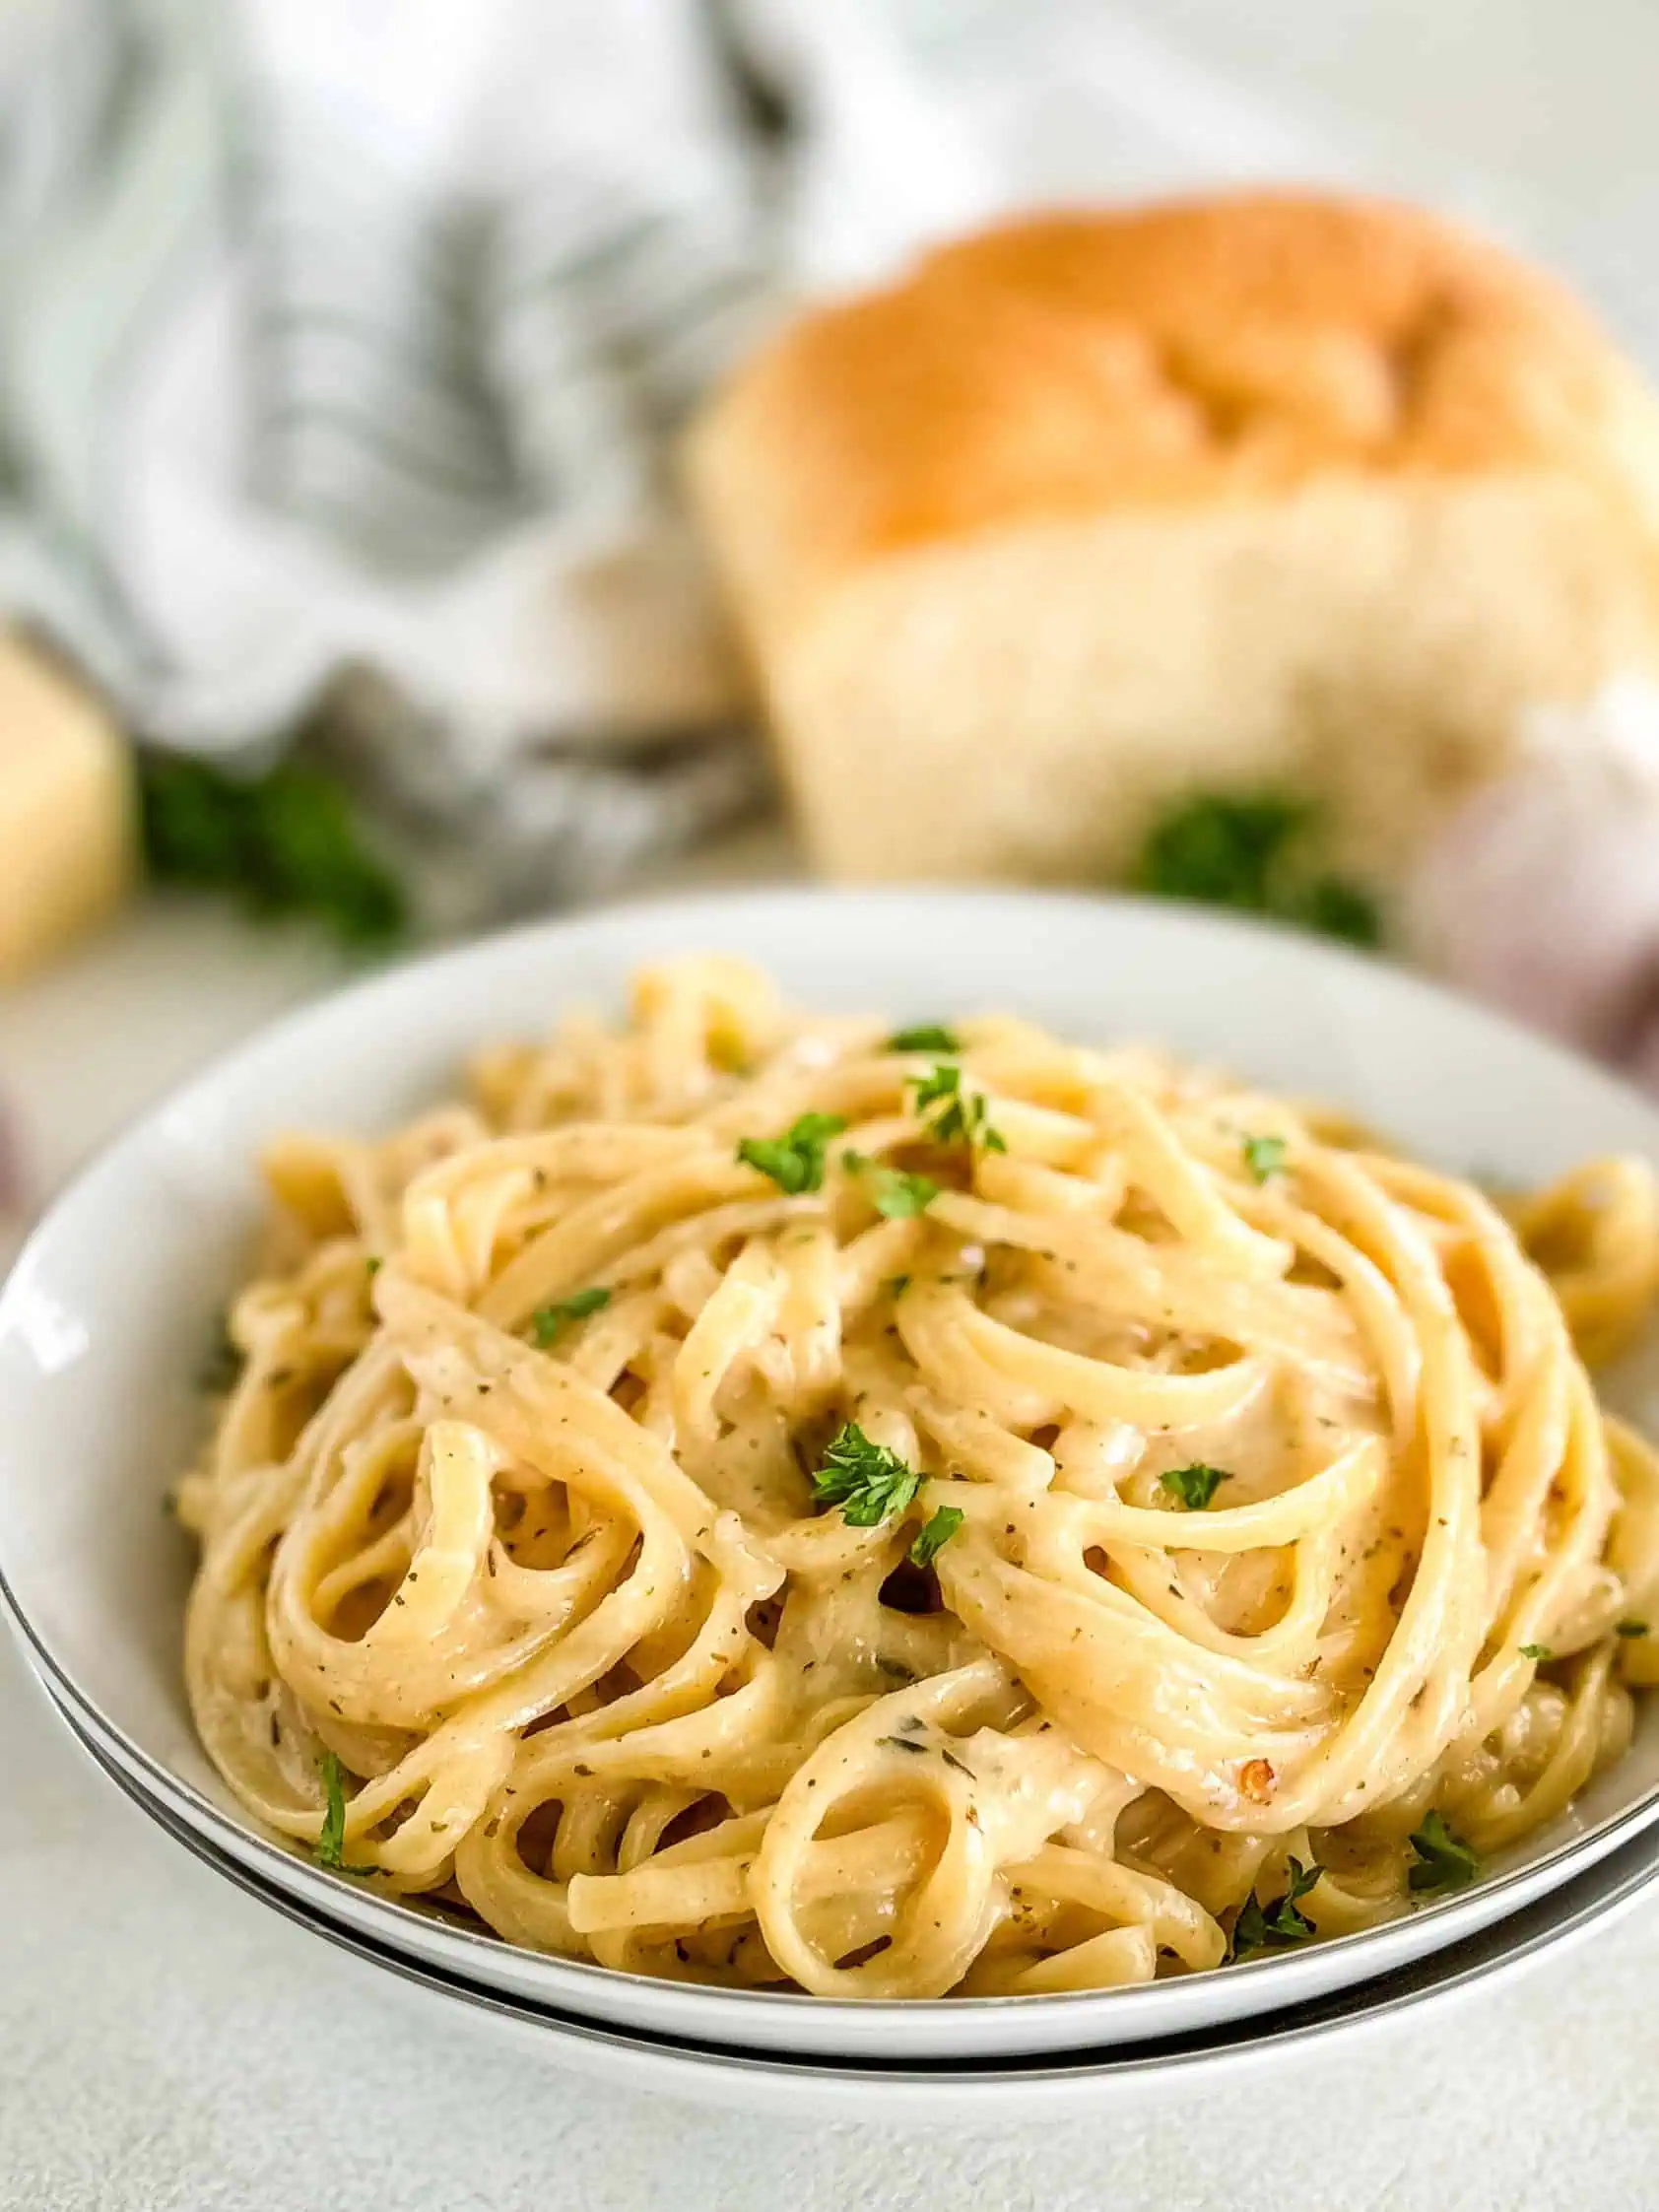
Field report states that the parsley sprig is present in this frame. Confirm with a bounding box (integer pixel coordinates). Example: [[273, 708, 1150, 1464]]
[[910, 1506, 964, 1568], [1241, 1133, 1288, 1183], [737, 1112, 847, 1195], [315, 1751, 376, 1875], [1161, 1463, 1232, 1510], [1407, 1809, 1479, 1894], [530, 1287, 611, 1348], [842, 1151, 940, 1219], [888, 1024, 962, 1055], [1230, 1857, 1322, 1960], [1518, 1642, 1553, 1662], [910, 1063, 1006, 1154], [1134, 789, 1381, 949], [140, 754, 407, 948], [811, 1423, 921, 1527]]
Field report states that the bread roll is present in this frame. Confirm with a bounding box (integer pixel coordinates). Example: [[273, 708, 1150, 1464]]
[[687, 192, 1659, 888]]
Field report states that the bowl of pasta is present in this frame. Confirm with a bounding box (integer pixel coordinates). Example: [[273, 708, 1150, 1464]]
[[4, 889, 1659, 2074]]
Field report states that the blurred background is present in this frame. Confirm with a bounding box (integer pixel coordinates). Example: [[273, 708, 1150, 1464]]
[[10, 0, 1659, 1263]]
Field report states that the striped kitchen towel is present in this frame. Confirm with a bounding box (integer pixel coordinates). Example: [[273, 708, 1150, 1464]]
[[0, 0, 777, 913]]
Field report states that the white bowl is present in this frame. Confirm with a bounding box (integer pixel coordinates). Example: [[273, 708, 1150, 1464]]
[[6, 889, 1659, 2066]]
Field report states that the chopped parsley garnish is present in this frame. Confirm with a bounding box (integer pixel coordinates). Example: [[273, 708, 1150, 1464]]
[[1230, 1857, 1322, 1961], [1408, 1809, 1479, 1894], [886, 1275, 911, 1299], [198, 1309, 245, 1394], [736, 1111, 847, 1194], [811, 1422, 921, 1527], [1133, 788, 1381, 949], [910, 1506, 964, 1568], [1618, 1620, 1650, 1640], [1284, 874, 1383, 948], [888, 1024, 962, 1055], [139, 753, 407, 949], [910, 1063, 1006, 1154], [1241, 1133, 1288, 1183], [1519, 1642, 1553, 1661], [529, 1287, 611, 1347], [842, 1151, 939, 1219], [365, 1255, 382, 1277], [1161, 1463, 1232, 1510], [315, 1751, 375, 1874]]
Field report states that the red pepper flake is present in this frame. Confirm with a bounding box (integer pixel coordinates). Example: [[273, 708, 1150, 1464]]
[[1238, 1758, 1276, 1805]]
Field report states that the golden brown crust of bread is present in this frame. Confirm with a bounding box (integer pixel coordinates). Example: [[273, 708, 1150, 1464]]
[[688, 192, 1659, 646]]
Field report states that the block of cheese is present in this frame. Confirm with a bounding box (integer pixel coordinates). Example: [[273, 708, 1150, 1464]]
[[0, 636, 136, 981], [686, 192, 1659, 887]]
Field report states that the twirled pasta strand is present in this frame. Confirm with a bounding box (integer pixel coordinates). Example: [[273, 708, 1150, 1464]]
[[176, 955, 1659, 1996]]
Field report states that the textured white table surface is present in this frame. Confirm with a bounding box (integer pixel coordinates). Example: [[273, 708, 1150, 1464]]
[[5, 885, 1659, 2211]]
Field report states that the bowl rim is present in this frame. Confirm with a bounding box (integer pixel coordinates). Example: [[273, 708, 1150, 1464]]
[[7, 884, 1659, 2042]]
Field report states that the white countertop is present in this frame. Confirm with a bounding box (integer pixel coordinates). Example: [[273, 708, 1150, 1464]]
[[5, 886, 1659, 2210]]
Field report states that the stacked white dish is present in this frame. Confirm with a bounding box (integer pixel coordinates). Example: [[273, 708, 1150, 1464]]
[[5, 892, 1659, 2118]]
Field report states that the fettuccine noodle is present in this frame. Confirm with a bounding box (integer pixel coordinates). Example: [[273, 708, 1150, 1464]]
[[176, 955, 1659, 1997]]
